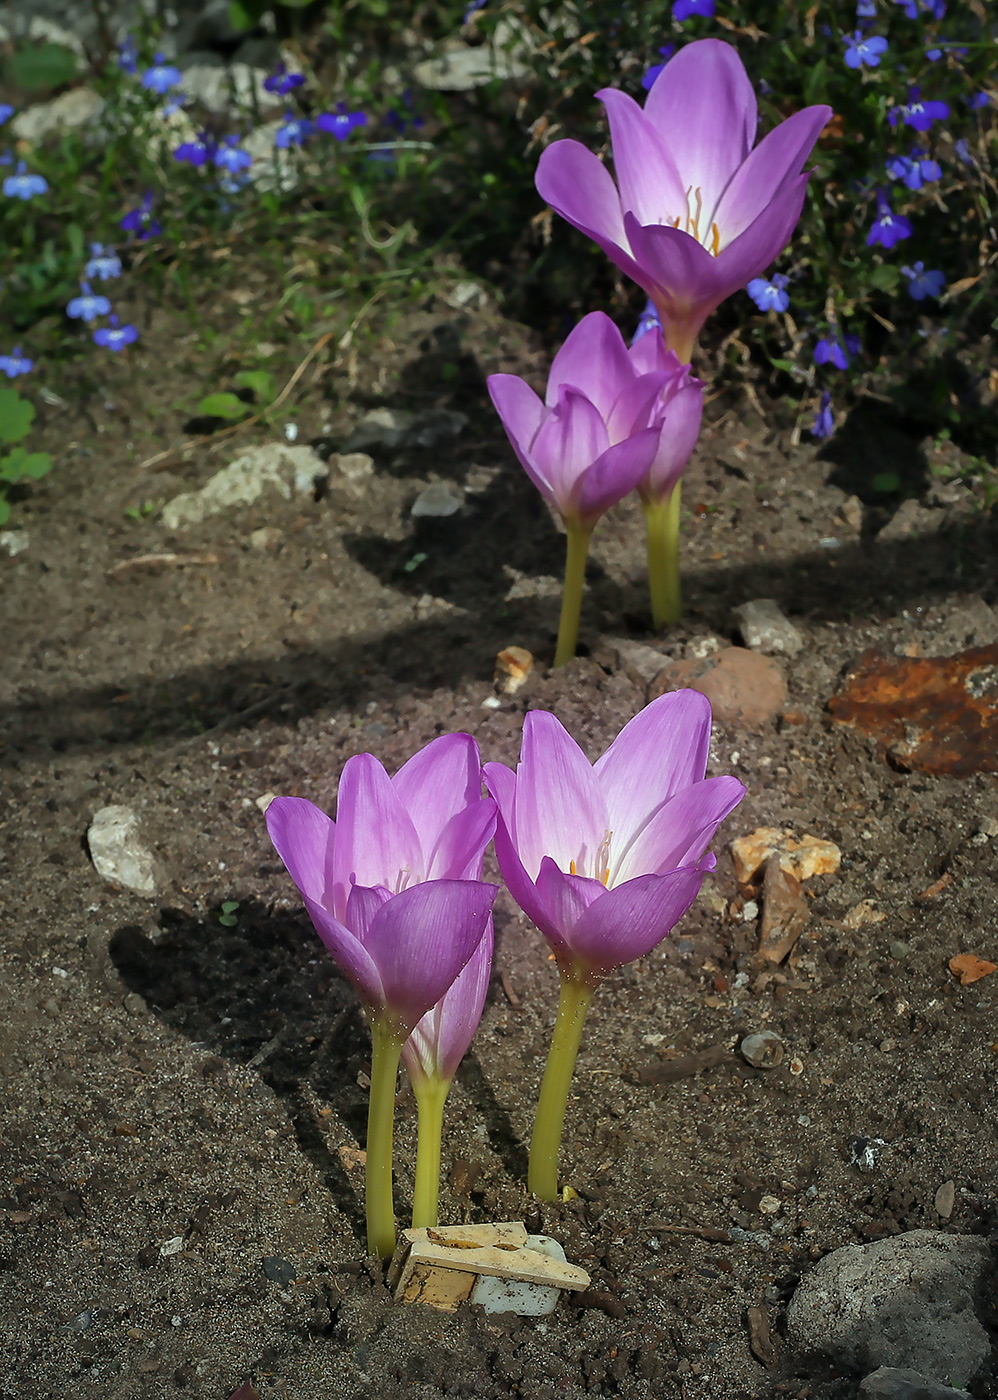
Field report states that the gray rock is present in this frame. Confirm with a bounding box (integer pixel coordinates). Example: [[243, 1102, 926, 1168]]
[[87, 806, 157, 896], [740, 1031, 785, 1068], [411, 484, 462, 518], [612, 641, 670, 689], [0, 530, 29, 556], [12, 87, 104, 141], [408, 409, 468, 448], [176, 60, 274, 115], [161, 443, 327, 529], [342, 407, 416, 453], [878, 498, 938, 542], [786, 1230, 990, 1387], [413, 17, 531, 90], [859, 1366, 972, 1400], [241, 120, 302, 192], [732, 598, 804, 656], [330, 452, 375, 482]]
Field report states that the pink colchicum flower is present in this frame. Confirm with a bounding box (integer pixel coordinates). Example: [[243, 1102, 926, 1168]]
[[483, 690, 744, 985], [265, 734, 498, 1037], [487, 311, 689, 529], [628, 327, 704, 506], [401, 921, 493, 1086], [535, 40, 832, 361]]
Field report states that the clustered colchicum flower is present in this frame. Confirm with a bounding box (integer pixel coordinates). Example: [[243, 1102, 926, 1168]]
[[269, 695, 742, 1254]]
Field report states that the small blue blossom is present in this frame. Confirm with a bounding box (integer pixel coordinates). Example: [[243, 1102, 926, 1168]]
[[969, 92, 992, 110], [93, 315, 139, 351], [0, 346, 33, 378], [141, 53, 182, 95], [953, 137, 976, 165], [812, 392, 835, 440], [214, 134, 253, 174], [746, 274, 790, 313], [463, 0, 488, 21], [67, 281, 112, 322], [843, 32, 888, 69], [926, 40, 967, 61], [814, 337, 854, 370], [885, 149, 941, 189], [641, 45, 676, 91], [264, 63, 305, 96], [631, 300, 663, 345], [118, 35, 138, 74], [902, 262, 946, 299], [0, 103, 13, 125], [856, 0, 877, 15], [889, 88, 951, 131], [3, 161, 47, 200], [316, 103, 368, 141], [84, 243, 122, 281], [174, 133, 217, 167], [119, 193, 160, 240], [867, 191, 913, 248], [673, 0, 714, 18], [892, 0, 945, 15], [274, 113, 313, 148]]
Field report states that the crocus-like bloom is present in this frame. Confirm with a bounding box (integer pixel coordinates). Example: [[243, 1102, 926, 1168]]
[[85, 243, 122, 281], [317, 104, 368, 140], [885, 150, 941, 189], [0, 346, 32, 377], [93, 315, 139, 351], [812, 391, 834, 438], [673, 0, 714, 19], [843, 32, 888, 68], [487, 311, 666, 529], [627, 328, 705, 506], [641, 46, 675, 91], [747, 273, 790, 312], [866, 190, 912, 248], [535, 40, 831, 361], [3, 161, 47, 200], [265, 734, 498, 1035], [120, 193, 160, 239], [483, 692, 744, 984], [141, 54, 182, 95], [67, 282, 111, 322], [888, 87, 950, 131], [401, 921, 493, 1088], [902, 262, 946, 299]]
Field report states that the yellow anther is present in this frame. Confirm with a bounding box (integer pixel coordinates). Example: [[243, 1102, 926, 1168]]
[[711, 221, 721, 256], [570, 859, 577, 875]]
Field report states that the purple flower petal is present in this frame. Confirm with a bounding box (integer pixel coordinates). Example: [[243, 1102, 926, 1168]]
[[611, 774, 746, 885], [392, 732, 485, 869], [566, 866, 709, 977], [546, 311, 636, 417], [330, 753, 423, 916], [512, 711, 606, 880], [402, 921, 494, 1082], [597, 89, 687, 231], [574, 427, 661, 522]]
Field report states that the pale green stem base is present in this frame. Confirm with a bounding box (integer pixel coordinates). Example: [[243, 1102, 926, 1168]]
[[553, 522, 593, 669], [411, 1073, 451, 1229], [644, 485, 683, 628], [528, 975, 595, 1200], [366, 1017, 404, 1259]]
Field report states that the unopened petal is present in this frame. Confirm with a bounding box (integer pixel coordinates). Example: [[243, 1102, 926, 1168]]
[[403, 919, 494, 1082], [642, 376, 704, 501], [567, 866, 707, 977], [547, 312, 633, 417], [330, 753, 423, 915], [513, 710, 606, 879], [530, 386, 610, 516]]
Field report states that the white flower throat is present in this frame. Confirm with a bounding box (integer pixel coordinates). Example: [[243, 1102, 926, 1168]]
[[569, 829, 614, 886]]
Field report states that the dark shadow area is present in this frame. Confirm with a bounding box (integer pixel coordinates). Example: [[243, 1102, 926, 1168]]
[[109, 901, 369, 1235], [818, 399, 931, 506]]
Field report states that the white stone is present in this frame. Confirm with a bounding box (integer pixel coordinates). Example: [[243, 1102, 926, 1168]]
[[178, 61, 274, 114], [161, 443, 327, 529], [87, 806, 157, 896], [12, 87, 104, 141], [733, 598, 804, 656], [470, 1235, 567, 1316], [0, 530, 29, 556], [411, 484, 462, 518], [413, 17, 531, 90]]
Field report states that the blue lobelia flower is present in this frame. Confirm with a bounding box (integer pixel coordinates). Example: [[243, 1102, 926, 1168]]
[[641, 45, 676, 91], [889, 87, 950, 131], [0, 346, 33, 377], [926, 40, 967, 60], [316, 103, 368, 141], [141, 53, 182, 95], [885, 149, 941, 189], [893, 0, 945, 15], [119, 192, 160, 239], [814, 337, 852, 370], [214, 135, 253, 174], [118, 35, 138, 74], [67, 281, 112, 322], [673, 0, 714, 18], [0, 103, 13, 125], [85, 243, 122, 281], [3, 161, 48, 199], [969, 92, 992, 110], [902, 262, 946, 299], [843, 32, 888, 68], [953, 137, 975, 165], [174, 132, 217, 167], [631, 299, 663, 345], [866, 190, 913, 248], [93, 315, 139, 351], [812, 392, 835, 439], [746, 274, 790, 313], [855, 0, 877, 14], [264, 63, 305, 96], [275, 113, 313, 148]]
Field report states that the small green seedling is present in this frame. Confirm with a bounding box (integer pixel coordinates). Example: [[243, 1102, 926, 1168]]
[[0, 387, 53, 525], [217, 900, 240, 928]]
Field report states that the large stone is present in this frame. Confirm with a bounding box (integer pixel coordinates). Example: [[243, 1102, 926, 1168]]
[[87, 806, 157, 897], [859, 1367, 972, 1400], [176, 60, 274, 115], [732, 597, 804, 656], [413, 17, 531, 90], [786, 1230, 990, 1388], [12, 87, 104, 141], [161, 444, 327, 529], [651, 646, 786, 728]]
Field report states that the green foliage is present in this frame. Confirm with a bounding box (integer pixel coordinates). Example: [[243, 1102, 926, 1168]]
[[217, 900, 240, 928], [196, 391, 252, 421], [3, 41, 79, 92], [0, 388, 34, 444], [0, 388, 51, 524], [233, 369, 277, 402]]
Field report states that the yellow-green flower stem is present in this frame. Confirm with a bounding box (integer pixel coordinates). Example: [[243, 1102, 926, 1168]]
[[366, 1016, 405, 1259], [553, 520, 594, 669], [411, 1071, 451, 1229], [528, 972, 595, 1200], [644, 484, 683, 628]]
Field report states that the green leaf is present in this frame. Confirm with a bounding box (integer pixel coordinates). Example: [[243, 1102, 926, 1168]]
[[0, 389, 34, 445], [403, 552, 427, 573], [196, 392, 249, 420], [868, 263, 901, 294], [0, 494, 9, 526], [803, 58, 828, 107], [18, 451, 53, 480], [221, 901, 240, 914], [218, 913, 238, 927], [4, 41, 79, 92], [768, 358, 797, 373], [233, 370, 277, 403]]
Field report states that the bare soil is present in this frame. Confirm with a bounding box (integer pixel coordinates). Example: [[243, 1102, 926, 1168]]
[[2, 289, 997, 1400]]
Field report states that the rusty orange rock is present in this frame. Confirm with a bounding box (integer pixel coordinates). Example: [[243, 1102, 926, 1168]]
[[828, 644, 998, 776], [651, 646, 786, 728], [949, 953, 997, 986]]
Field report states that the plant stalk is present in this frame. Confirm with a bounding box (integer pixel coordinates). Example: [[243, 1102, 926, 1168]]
[[528, 974, 595, 1200], [553, 521, 593, 668], [366, 1016, 404, 1259], [644, 484, 683, 628], [411, 1072, 451, 1229]]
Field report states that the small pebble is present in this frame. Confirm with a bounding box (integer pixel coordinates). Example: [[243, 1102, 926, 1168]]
[[411, 483, 462, 518], [758, 1195, 781, 1215], [934, 1179, 956, 1219], [740, 1031, 785, 1069], [262, 1256, 297, 1287]]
